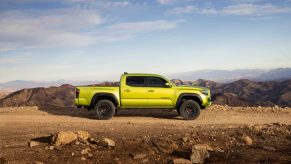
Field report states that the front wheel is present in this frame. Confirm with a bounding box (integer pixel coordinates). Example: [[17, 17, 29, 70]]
[[94, 100, 115, 120], [179, 100, 201, 120]]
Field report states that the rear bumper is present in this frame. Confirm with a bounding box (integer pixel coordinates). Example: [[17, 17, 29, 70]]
[[74, 98, 79, 106], [74, 98, 89, 106]]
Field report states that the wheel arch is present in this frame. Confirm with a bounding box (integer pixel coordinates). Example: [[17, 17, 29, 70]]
[[176, 93, 203, 109], [89, 93, 119, 109]]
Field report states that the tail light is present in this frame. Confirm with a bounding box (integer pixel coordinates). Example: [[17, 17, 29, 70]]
[[75, 88, 80, 98]]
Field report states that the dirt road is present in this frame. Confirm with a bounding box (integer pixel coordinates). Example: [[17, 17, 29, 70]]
[[0, 105, 291, 163]]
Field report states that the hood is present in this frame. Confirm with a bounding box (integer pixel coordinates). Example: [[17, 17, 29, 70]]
[[176, 85, 209, 91]]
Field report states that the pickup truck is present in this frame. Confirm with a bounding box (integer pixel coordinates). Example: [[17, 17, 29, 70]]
[[75, 73, 212, 120]]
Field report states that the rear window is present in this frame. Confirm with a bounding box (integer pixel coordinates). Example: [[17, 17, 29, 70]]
[[126, 76, 146, 87]]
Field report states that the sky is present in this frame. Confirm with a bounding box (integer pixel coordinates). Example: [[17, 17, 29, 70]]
[[0, 0, 291, 82]]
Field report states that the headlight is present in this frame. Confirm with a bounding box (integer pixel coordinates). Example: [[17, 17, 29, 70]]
[[200, 90, 209, 95]]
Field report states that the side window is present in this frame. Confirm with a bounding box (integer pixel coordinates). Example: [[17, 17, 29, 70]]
[[126, 76, 146, 87], [148, 77, 167, 87]]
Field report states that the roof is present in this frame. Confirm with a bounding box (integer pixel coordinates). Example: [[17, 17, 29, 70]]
[[122, 73, 163, 77]]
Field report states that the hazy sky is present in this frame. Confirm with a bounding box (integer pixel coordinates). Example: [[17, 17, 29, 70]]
[[0, 0, 291, 82]]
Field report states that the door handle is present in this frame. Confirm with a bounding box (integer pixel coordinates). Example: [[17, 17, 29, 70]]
[[124, 89, 130, 92], [148, 90, 155, 92]]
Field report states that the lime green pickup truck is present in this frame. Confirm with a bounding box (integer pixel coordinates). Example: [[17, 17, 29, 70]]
[[75, 73, 212, 120]]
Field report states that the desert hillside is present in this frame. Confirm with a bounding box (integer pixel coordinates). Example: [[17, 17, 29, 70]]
[[0, 84, 75, 107], [172, 79, 291, 107], [0, 79, 290, 108], [0, 90, 12, 99]]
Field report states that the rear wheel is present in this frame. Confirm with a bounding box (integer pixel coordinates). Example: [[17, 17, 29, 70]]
[[179, 100, 200, 120], [94, 100, 115, 120]]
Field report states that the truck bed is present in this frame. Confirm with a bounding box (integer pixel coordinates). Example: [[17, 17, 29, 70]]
[[75, 86, 120, 107]]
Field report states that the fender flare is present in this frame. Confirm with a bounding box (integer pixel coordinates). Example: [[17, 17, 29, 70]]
[[89, 93, 119, 109], [176, 93, 202, 109]]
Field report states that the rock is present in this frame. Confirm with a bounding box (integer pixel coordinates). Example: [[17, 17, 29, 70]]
[[190, 149, 210, 163], [190, 144, 211, 164], [213, 147, 224, 153], [34, 161, 44, 164], [81, 148, 90, 155], [49, 146, 54, 150], [100, 138, 115, 148], [51, 131, 78, 146], [75, 141, 80, 145], [170, 158, 192, 164], [191, 149, 209, 164], [152, 139, 178, 154], [71, 152, 75, 156], [130, 153, 147, 159], [89, 144, 97, 149], [252, 125, 263, 132], [88, 153, 93, 158], [242, 135, 253, 145], [193, 144, 213, 151], [28, 141, 39, 147], [81, 157, 86, 161], [76, 131, 90, 140], [142, 159, 149, 163], [88, 138, 97, 144], [182, 137, 188, 142]]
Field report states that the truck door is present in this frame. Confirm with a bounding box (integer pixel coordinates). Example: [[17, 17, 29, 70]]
[[121, 76, 148, 108], [147, 76, 175, 108]]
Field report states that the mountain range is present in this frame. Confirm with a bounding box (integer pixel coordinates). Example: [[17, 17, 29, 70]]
[[0, 79, 290, 108], [0, 80, 100, 90], [171, 79, 291, 107], [1, 68, 290, 91], [170, 68, 291, 82]]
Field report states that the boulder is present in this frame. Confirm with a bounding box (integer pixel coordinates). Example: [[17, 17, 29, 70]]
[[193, 144, 213, 151], [100, 138, 115, 148], [34, 161, 44, 164], [170, 158, 192, 164], [190, 144, 212, 164], [242, 135, 253, 145], [51, 131, 78, 146], [28, 141, 39, 148], [130, 153, 147, 160], [191, 149, 209, 164], [152, 139, 178, 154], [76, 131, 90, 140], [81, 148, 90, 155]]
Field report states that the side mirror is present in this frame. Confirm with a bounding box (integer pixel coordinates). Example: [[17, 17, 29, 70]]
[[165, 82, 172, 88]]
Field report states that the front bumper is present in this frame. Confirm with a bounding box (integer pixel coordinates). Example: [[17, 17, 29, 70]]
[[201, 96, 212, 109], [203, 101, 212, 108]]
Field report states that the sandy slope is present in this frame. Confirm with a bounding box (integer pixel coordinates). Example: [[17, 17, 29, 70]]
[[0, 105, 290, 163]]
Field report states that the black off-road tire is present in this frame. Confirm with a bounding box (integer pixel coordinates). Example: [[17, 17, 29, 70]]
[[176, 108, 180, 115], [179, 100, 201, 120], [94, 100, 116, 120]]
